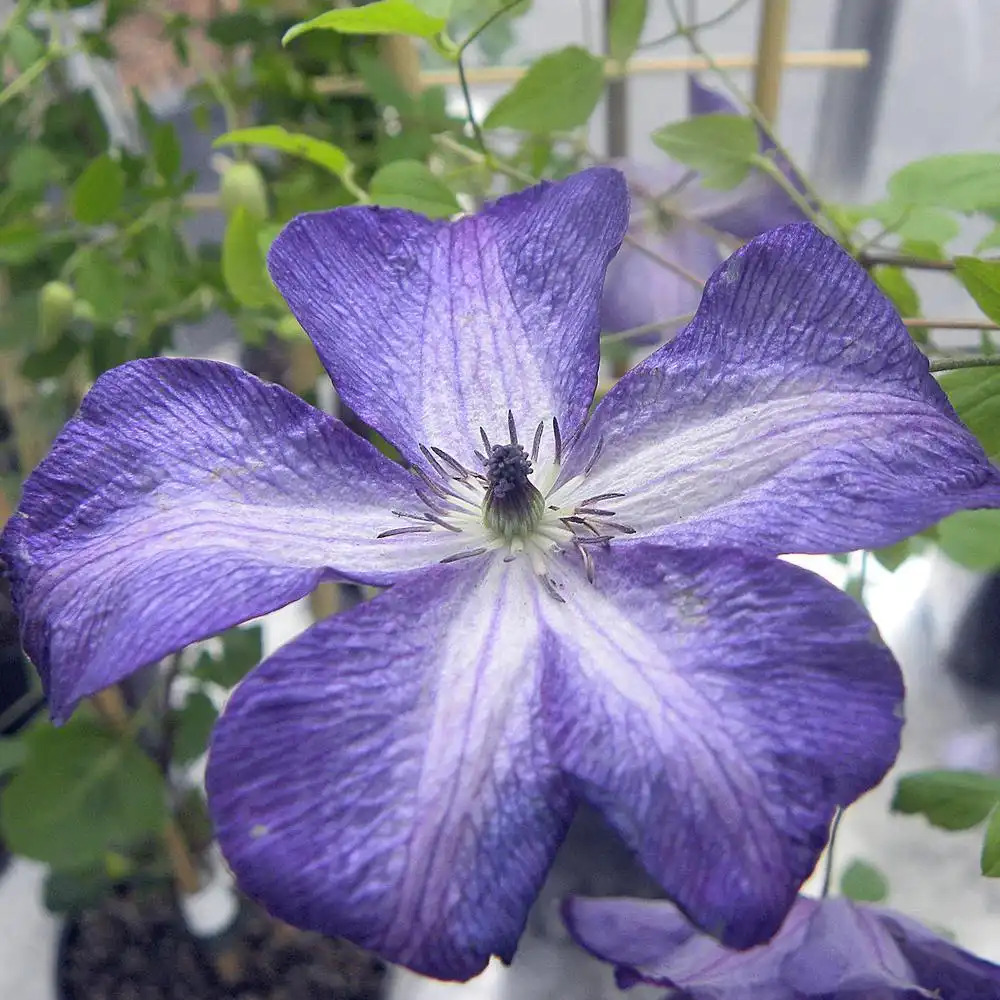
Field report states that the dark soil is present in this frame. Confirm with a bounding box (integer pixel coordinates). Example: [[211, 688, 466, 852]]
[[58, 889, 386, 1000]]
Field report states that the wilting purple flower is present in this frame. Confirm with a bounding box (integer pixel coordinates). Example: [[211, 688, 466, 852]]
[[564, 893, 1000, 998], [602, 77, 808, 340], [3, 169, 1000, 981]]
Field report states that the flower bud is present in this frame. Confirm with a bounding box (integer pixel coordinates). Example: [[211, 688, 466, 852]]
[[219, 162, 268, 222], [38, 281, 75, 342]]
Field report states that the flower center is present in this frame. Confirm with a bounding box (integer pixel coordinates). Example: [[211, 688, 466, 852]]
[[374, 411, 635, 598], [483, 443, 544, 539]]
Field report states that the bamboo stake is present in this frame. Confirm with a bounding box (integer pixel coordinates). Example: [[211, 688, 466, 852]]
[[752, 0, 791, 122], [315, 49, 870, 96]]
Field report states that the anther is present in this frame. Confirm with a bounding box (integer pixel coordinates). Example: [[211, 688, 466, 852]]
[[594, 519, 636, 535], [507, 409, 518, 445], [377, 525, 434, 539], [422, 512, 464, 533], [531, 420, 544, 462], [431, 446, 471, 478], [584, 436, 605, 476], [419, 444, 450, 480], [538, 574, 566, 603], [440, 547, 488, 563], [579, 492, 626, 506], [480, 427, 492, 453], [552, 417, 562, 464], [575, 542, 596, 584]]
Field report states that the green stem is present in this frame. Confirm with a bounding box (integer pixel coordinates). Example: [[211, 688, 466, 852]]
[[452, 0, 527, 160], [457, 0, 527, 54], [753, 153, 826, 230], [664, 0, 851, 246], [456, 56, 489, 157], [821, 807, 844, 898], [602, 313, 695, 344], [859, 249, 955, 272], [0, 47, 63, 109], [435, 131, 535, 186], [906, 318, 1000, 332], [624, 234, 705, 288], [638, 0, 754, 50], [929, 356, 1000, 373]]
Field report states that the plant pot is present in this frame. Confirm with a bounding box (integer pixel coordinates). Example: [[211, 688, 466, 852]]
[[54, 885, 386, 1000]]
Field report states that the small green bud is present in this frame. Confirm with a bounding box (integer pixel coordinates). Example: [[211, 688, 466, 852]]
[[38, 281, 75, 342], [219, 162, 269, 222]]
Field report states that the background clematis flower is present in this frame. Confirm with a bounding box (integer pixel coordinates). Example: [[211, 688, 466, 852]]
[[3, 169, 1000, 980], [602, 76, 809, 341], [563, 893, 1000, 998]]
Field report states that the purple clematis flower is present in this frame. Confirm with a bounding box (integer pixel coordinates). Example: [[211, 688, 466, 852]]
[[564, 893, 1000, 998], [602, 77, 808, 340], [3, 168, 1000, 980]]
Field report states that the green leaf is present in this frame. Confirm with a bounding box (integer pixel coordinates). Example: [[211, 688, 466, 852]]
[[0, 737, 26, 777], [608, 0, 647, 64], [370, 160, 460, 217], [954, 256, 1000, 325], [892, 769, 1000, 831], [894, 206, 960, 245], [71, 154, 126, 225], [484, 46, 606, 133], [870, 538, 913, 572], [939, 366, 1000, 463], [7, 144, 64, 196], [21, 332, 80, 380], [6, 24, 44, 71], [840, 859, 889, 902], [887, 154, 1000, 214], [206, 10, 270, 46], [222, 206, 278, 309], [152, 122, 182, 182], [193, 624, 263, 688], [652, 114, 758, 190], [936, 510, 1000, 571], [172, 691, 218, 765], [976, 226, 1000, 254], [872, 266, 919, 318], [44, 867, 115, 913], [283, 0, 447, 45], [76, 251, 125, 326], [214, 126, 353, 183], [982, 806, 1000, 876], [0, 721, 166, 868], [0, 220, 45, 265], [855, 200, 959, 246]]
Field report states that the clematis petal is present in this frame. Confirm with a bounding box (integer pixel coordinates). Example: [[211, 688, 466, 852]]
[[558, 225, 1000, 555], [268, 168, 628, 469], [780, 898, 922, 995], [563, 895, 817, 995], [878, 908, 1000, 996], [564, 896, 946, 998], [207, 557, 571, 982], [0, 358, 463, 722], [687, 74, 738, 117], [539, 544, 902, 949], [601, 224, 719, 341]]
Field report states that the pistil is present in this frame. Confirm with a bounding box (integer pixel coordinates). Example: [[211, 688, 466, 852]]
[[482, 443, 545, 539]]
